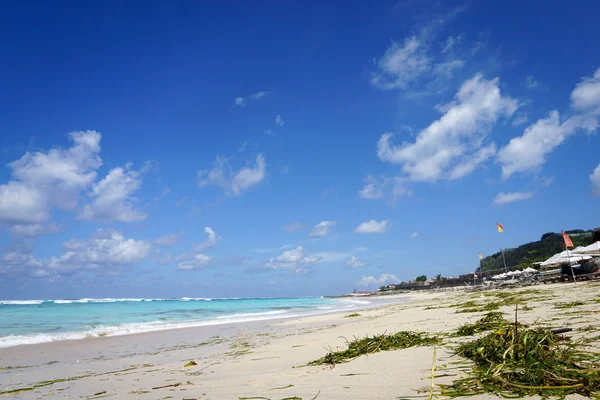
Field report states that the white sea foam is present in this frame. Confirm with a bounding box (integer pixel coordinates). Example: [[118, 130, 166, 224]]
[[0, 309, 304, 348], [0, 296, 396, 348], [0, 300, 44, 305]]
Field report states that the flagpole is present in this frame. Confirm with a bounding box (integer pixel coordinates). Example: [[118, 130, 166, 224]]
[[563, 231, 577, 283], [500, 232, 508, 273]]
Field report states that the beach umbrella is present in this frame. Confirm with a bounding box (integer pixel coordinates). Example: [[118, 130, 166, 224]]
[[572, 242, 600, 255]]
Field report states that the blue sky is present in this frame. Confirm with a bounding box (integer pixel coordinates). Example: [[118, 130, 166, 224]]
[[1, 0, 600, 299]]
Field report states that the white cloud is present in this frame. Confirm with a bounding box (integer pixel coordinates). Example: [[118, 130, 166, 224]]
[[0, 131, 102, 225], [377, 74, 517, 182], [447, 143, 497, 180], [571, 68, 600, 113], [0, 182, 48, 224], [263, 246, 323, 272], [512, 112, 529, 126], [275, 115, 284, 126], [346, 256, 366, 268], [198, 154, 266, 196], [79, 166, 147, 222], [196, 227, 220, 251], [524, 76, 539, 89], [371, 36, 431, 90], [1, 230, 151, 279], [591, 163, 600, 196], [492, 191, 534, 205], [358, 273, 399, 287], [309, 221, 336, 238], [283, 223, 304, 232], [354, 220, 391, 234], [499, 68, 600, 179], [59, 230, 151, 268], [154, 232, 184, 246], [177, 254, 214, 271], [497, 112, 590, 179], [158, 227, 219, 269], [441, 35, 463, 54], [409, 232, 419, 239], [233, 91, 268, 107], [358, 175, 411, 200], [433, 60, 465, 78], [232, 154, 266, 195], [9, 222, 62, 237]]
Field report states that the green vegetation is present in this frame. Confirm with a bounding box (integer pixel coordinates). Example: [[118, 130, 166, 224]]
[[415, 275, 427, 282], [308, 331, 440, 366], [478, 230, 594, 272], [554, 301, 585, 309], [454, 312, 506, 337], [442, 325, 600, 398]]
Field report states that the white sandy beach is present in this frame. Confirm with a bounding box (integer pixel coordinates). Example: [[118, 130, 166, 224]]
[[1, 283, 599, 399]]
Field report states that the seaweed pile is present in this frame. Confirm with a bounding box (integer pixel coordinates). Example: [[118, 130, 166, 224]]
[[308, 331, 440, 366], [453, 312, 507, 337], [442, 325, 600, 398]]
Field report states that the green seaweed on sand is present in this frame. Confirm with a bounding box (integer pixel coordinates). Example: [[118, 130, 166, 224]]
[[183, 361, 197, 367], [554, 301, 585, 309], [344, 313, 361, 318], [267, 384, 294, 391], [453, 312, 507, 337], [440, 326, 600, 398], [308, 331, 441, 366]]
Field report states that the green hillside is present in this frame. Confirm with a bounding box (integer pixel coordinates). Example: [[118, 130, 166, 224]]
[[478, 229, 595, 272]]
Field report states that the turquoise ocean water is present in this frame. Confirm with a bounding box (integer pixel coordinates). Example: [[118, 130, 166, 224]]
[[0, 297, 375, 348]]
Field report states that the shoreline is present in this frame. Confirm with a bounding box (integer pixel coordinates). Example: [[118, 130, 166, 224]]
[[2, 283, 598, 399]]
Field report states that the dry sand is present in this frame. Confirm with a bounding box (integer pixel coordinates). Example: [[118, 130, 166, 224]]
[[1, 282, 599, 399]]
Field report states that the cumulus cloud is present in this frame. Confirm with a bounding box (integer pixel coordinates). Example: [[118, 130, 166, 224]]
[[0, 131, 102, 225], [346, 256, 366, 268], [591, 163, 600, 196], [275, 115, 284, 126], [153, 232, 184, 246], [309, 221, 336, 238], [354, 220, 391, 234], [233, 91, 268, 107], [158, 227, 219, 270], [79, 166, 147, 222], [571, 69, 600, 112], [9, 223, 62, 237], [0, 230, 151, 279], [358, 273, 399, 287], [498, 68, 600, 179], [377, 74, 517, 182], [262, 246, 323, 273], [371, 36, 432, 90], [177, 254, 214, 271], [198, 154, 266, 196], [492, 191, 534, 205]]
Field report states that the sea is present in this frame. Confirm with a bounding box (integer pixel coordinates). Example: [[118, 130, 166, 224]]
[[0, 296, 382, 348]]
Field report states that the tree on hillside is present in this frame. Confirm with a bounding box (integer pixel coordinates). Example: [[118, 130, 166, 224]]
[[435, 274, 442, 281], [478, 229, 593, 273]]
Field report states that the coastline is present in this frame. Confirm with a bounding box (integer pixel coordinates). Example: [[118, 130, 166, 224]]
[[2, 284, 599, 399]]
